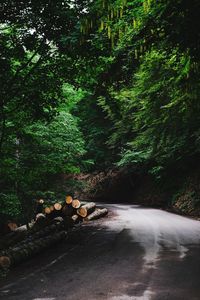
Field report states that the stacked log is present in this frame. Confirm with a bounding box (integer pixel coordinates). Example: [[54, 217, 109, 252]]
[[43, 202, 63, 220], [0, 195, 108, 271], [0, 219, 66, 268], [0, 219, 63, 250], [39, 197, 107, 224], [1, 231, 67, 268]]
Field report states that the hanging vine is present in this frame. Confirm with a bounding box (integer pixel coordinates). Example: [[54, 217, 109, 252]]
[[80, 0, 152, 55]]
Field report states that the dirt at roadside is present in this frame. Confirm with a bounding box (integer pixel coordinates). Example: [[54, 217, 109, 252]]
[[57, 166, 200, 219], [73, 169, 200, 219], [172, 171, 200, 219]]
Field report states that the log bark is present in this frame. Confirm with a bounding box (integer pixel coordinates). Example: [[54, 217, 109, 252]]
[[84, 208, 108, 221], [0, 230, 67, 268], [35, 213, 49, 227], [14, 225, 28, 232], [35, 199, 44, 214], [62, 204, 75, 217], [77, 202, 96, 218], [0, 212, 78, 266], [0, 223, 34, 251], [0, 231, 27, 251], [71, 214, 82, 224], [3, 219, 65, 253]]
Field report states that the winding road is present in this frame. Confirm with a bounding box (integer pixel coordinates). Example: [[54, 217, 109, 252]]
[[1, 204, 200, 300]]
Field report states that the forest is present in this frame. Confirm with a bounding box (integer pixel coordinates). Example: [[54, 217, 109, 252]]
[[1, 0, 200, 228]]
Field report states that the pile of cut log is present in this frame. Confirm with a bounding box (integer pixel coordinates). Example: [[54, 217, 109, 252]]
[[0, 196, 108, 271], [35, 196, 108, 225]]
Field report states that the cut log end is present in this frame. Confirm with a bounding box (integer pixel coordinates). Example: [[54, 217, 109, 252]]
[[77, 207, 87, 218], [66, 195, 73, 204], [44, 207, 51, 214], [7, 223, 18, 231], [38, 199, 44, 204], [72, 199, 81, 209], [54, 203, 62, 211], [49, 205, 54, 212], [77, 202, 96, 218], [0, 256, 11, 269]]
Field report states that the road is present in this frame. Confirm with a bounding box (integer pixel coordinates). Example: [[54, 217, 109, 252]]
[[1, 204, 200, 300]]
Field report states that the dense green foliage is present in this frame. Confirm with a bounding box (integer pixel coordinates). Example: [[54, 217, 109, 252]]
[[1, 0, 200, 224], [0, 0, 87, 223], [76, 0, 200, 175]]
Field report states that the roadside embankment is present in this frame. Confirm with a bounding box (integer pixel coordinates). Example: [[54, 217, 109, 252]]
[[70, 167, 200, 219]]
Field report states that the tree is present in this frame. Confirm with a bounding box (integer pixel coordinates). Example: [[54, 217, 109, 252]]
[[0, 0, 89, 224]]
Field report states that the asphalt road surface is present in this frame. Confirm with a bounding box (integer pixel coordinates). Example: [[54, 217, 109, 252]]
[[1, 204, 200, 300]]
